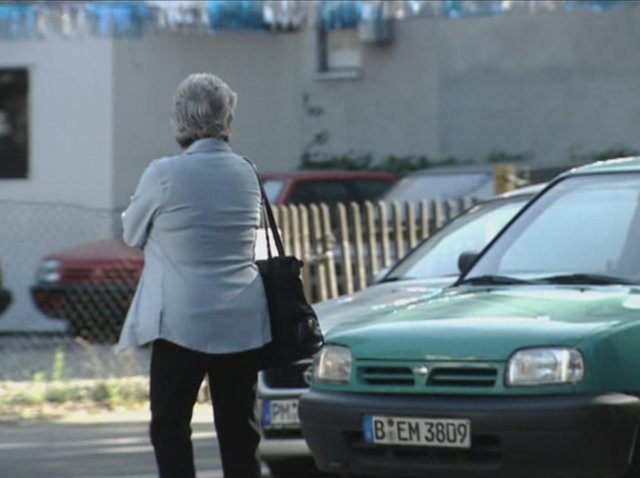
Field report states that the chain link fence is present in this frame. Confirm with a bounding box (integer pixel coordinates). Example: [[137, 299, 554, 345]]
[[0, 200, 149, 383]]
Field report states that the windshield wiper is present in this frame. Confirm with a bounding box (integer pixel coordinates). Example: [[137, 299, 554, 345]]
[[378, 276, 418, 283], [378, 276, 402, 283], [458, 274, 534, 286], [535, 273, 637, 286]]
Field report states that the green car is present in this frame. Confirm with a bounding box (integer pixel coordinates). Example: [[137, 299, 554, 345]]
[[299, 158, 640, 478]]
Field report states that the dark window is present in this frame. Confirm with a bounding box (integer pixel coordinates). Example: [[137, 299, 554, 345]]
[[0, 69, 28, 179], [353, 180, 394, 202], [316, 14, 361, 73], [288, 181, 353, 206]]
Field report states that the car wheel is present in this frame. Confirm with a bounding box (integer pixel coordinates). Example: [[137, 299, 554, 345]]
[[265, 458, 334, 478]]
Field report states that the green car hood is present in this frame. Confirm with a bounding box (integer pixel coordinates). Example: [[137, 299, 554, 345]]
[[327, 286, 640, 361]]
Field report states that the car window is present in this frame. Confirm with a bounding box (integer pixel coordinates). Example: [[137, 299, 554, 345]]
[[468, 174, 640, 281], [353, 180, 394, 202], [382, 172, 494, 203], [386, 197, 528, 280], [263, 179, 286, 204], [288, 181, 352, 206]]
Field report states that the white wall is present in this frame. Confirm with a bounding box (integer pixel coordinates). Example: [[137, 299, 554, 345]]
[[0, 35, 114, 208]]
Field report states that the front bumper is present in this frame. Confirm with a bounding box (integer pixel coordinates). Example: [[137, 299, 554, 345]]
[[0, 287, 12, 315], [299, 391, 640, 478], [31, 283, 135, 321], [259, 436, 310, 460]]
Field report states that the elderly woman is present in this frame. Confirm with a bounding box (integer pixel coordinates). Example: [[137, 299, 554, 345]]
[[118, 73, 270, 478]]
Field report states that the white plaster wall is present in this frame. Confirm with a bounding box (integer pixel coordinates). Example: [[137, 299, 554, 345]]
[[0, 35, 114, 208]]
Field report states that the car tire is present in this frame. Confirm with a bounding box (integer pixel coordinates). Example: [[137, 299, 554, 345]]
[[265, 458, 334, 478]]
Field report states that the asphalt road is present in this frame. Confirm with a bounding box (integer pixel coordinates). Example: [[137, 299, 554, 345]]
[[0, 406, 272, 478]]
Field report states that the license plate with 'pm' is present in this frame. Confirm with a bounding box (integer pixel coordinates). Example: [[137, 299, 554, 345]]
[[262, 399, 300, 428], [363, 415, 471, 448]]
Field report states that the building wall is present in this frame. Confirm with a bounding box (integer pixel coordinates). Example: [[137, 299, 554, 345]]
[[304, 7, 640, 166], [437, 7, 640, 165], [299, 18, 442, 162], [0, 36, 114, 207]]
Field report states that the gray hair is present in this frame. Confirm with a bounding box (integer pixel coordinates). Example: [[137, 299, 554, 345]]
[[171, 73, 237, 148]]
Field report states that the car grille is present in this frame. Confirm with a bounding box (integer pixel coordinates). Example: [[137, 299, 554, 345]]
[[428, 367, 497, 387], [356, 362, 499, 391], [359, 366, 415, 386], [263, 361, 311, 389]]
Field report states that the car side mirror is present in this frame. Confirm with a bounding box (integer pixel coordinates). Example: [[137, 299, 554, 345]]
[[458, 251, 479, 276]]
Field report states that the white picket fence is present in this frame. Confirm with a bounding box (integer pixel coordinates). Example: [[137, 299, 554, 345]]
[[272, 198, 473, 303]]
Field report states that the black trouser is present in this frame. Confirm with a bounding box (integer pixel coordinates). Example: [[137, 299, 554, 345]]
[[149, 339, 261, 478]]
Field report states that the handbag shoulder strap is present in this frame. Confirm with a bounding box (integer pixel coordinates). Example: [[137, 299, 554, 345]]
[[243, 157, 285, 257]]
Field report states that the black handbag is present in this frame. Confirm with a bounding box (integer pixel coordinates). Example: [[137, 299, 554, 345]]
[[247, 160, 324, 370]]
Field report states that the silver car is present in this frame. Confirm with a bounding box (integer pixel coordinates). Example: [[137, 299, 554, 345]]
[[257, 184, 544, 478]]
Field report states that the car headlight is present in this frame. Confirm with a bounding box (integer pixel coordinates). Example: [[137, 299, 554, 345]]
[[313, 345, 352, 384], [36, 259, 61, 283], [506, 347, 584, 386]]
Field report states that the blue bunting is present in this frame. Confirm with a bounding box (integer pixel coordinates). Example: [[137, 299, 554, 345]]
[[87, 1, 150, 37], [321, 0, 362, 30], [0, 1, 634, 40], [207, 0, 264, 31], [0, 2, 37, 39]]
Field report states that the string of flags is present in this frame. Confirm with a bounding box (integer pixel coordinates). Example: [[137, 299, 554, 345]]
[[0, 1, 632, 40]]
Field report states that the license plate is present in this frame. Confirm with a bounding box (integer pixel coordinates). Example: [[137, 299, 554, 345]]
[[363, 415, 471, 448], [262, 399, 299, 428]]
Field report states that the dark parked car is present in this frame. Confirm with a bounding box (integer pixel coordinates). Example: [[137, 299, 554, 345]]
[[300, 158, 640, 478], [30, 170, 397, 341], [258, 184, 544, 477]]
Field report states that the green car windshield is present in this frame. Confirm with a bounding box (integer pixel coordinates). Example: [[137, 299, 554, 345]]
[[465, 174, 640, 285]]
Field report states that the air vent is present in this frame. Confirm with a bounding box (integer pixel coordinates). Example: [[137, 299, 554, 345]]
[[428, 367, 497, 387], [360, 366, 415, 386]]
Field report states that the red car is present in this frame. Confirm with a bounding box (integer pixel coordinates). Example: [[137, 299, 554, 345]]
[[262, 170, 397, 206], [31, 171, 397, 341]]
